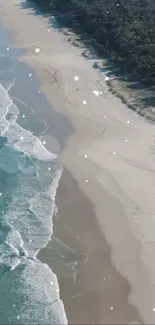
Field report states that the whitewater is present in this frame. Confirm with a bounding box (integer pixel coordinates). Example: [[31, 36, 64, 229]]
[[0, 52, 67, 323]]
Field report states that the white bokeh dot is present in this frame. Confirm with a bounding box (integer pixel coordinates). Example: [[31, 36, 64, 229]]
[[105, 76, 109, 81], [85, 179, 88, 183], [74, 76, 79, 81], [127, 120, 130, 124], [38, 90, 41, 93], [104, 115, 107, 119], [93, 90, 100, 96], [84, 155, 88, 158], [153, 308, 155, 312], [113, 151, 116, 155], [110, 306, 114, 311], [0, 193, 2, 196], [48, 167, 51, 171], [17, 316, 20, 320], [20, 136, 24, 140], [83, 100, 87, 105], [35, 47, 40, 53], [29, 73, 32, 77], [125, 139, 128, 143], [22, 115, 25, 118], [42, 141, 46, 145], [6, 47, 10, 51]]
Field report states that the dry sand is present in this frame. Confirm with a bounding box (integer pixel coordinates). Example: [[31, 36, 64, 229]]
[[1, 0, 155, 323]]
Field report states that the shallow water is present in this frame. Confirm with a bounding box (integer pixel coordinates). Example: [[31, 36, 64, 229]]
[[0, 24, 74, 324]]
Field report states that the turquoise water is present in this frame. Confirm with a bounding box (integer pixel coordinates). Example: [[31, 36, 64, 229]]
[[0, 25, 73, 324]]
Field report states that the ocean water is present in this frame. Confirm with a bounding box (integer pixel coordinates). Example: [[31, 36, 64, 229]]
[[0, 27, 68, 324]]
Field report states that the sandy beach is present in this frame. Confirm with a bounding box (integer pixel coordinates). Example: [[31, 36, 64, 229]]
[[1, 0, 155, 323]]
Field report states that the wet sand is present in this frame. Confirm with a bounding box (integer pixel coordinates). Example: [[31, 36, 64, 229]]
[[1, 0, 155, 324], [38, 168, 142, 324]]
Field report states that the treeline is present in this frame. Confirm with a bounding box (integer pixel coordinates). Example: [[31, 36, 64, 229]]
[[29, 0, 155, 82]]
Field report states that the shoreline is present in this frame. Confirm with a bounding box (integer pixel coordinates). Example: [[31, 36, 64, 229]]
[[25, 0, 155, 124], [1, 0, 155, 323], [38, 167, 142, 324]]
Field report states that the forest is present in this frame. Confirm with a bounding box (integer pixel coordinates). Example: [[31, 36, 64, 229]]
[[28, 0, 155, 83]]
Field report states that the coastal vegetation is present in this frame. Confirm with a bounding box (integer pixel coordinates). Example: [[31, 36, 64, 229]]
[[28, 0, 155, 84]]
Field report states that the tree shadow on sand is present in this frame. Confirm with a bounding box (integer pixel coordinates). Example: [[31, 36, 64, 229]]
[[19, 0, 50, 17], [20, 0, 155, 122]]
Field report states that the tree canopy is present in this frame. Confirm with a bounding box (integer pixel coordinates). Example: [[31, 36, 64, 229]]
[[29, 0, 155, 83]]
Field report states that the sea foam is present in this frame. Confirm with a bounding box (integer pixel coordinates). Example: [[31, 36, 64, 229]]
[[0, 82, 67, 324]]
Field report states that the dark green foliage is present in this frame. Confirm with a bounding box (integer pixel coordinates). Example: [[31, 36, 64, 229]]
[[28, 0, 155, 82]]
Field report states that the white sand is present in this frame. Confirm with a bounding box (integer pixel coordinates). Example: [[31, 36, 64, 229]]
[[1, 1, 155, 323]]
